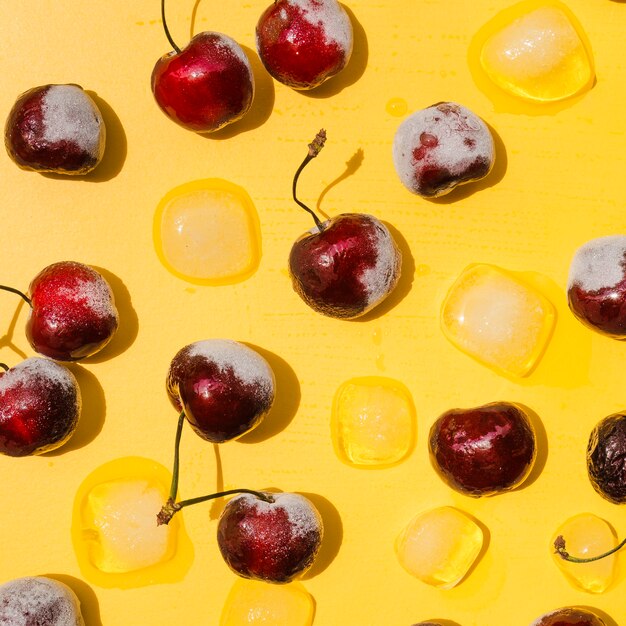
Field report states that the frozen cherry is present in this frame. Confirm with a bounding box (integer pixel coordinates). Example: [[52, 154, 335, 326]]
[[5, 84, 105, 175], [167, 339, 275, 443], [393, 102, 495, 198], [217, 491, 323, 583], [429, 402, 536, 496], [530, 607, 607, 626], [256, 0, 353, 89], [0, 357, 81, 456], [567, 236, 626, 338], [0, 261, 119, 361], [0, 577, 85, 625], [151, 0, 254, 132], [288, 130, 402, 318], [587, 412, 626, 504]]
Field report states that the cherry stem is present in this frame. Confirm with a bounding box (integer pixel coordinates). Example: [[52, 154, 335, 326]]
[[161, 0, 182, 53], [554, 534, 626, 563], [0, 363, 9, 372], [0, 285, 31, 307], [169, 410, 185, 502], [292, 129, 327, 231]]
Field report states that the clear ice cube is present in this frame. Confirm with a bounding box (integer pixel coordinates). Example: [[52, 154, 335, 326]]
[[81, 477, 175, 573], [220, 579, 314, 626], [552, 513, 617, 593], [441, 264, 556, 377], [331, 376, 416, 467], [154, 179, 261, 285], [480, 4, 594, 102], [396, 506, 483, 588]]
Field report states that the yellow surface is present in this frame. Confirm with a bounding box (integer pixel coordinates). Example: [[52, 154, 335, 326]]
[[1, 1, 626, 625]]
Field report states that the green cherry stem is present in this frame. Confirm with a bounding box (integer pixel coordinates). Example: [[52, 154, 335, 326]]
[[161, 0, 182, 53], [156, 409, 274, 526], [554, 534, 626, 563], [292, 129, 327, 232], [0, 285, 32, 307]]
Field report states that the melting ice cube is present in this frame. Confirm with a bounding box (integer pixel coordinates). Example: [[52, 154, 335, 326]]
[[441, 264, 556, 377], [220, 579, 314, 626], [552, 513, 617, 593], [480, 3, 594, 102], [154, 179, 261, 285], [396, 506, 483, 588], [331, 376, 416, 467]]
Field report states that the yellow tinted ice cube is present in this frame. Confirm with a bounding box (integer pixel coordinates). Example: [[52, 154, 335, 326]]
[[480, 3, 594, 102], [396, 506, 483, 588], [154, 179, 261, 285], [331, 376, 416, 468], [220, 579, 314, 626], [441, 264, 556, 377], [552, 513, 617, 593]]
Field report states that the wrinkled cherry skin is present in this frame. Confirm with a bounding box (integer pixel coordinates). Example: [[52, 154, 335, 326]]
[[288, 213, 401, 319], [587, 412, 626, 504], [26, 262, 119, 361], [5, 84, 105, 175], [256, 0, 353, 89], [217, 493, 323, 583], [429, 402, 536, 497], [531, 607, 607, 626], [0, 359, 81, 457], [152, 32, 254, 133], [568, 281, 626, 338], [167, 344, 274, 443]]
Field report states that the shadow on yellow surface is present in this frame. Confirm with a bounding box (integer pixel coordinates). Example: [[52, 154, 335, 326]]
[[316, 148, 364, 217], [516, 403, 549, 490], [45, 573, 103, 626], [0, 301, 28, 361]]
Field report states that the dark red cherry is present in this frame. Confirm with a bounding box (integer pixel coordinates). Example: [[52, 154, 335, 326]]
[[587, 412, 626, 504], [0, 358, 81, 456], [429, 402, 537, 496], [256, 0, 353, 89], [217, 492, 323, 583]]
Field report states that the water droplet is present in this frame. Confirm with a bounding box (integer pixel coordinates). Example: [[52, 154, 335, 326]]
[[375, 354, 386, 371], [372, 327, 382, 346], [386, 98, 408, 117], [415, 264, 431, 276]]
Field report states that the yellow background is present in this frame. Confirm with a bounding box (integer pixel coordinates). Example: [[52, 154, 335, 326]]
[[1, 0, 626, 624]]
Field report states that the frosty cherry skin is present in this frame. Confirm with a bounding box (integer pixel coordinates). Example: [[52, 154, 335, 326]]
[[0, 357, 81, 456], [256, 0, 353, 89], [429, 402, 537, 496], [217, 492, 323, 583]]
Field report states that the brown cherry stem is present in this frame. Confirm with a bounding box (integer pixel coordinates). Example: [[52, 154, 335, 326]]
[[156, 409, 274, 526], [292, 129, 327, 231], [161, 0, 182, 53], [0, 363, 9, 372], [554, 534, 626, 563], [0, 285, 32, 307]]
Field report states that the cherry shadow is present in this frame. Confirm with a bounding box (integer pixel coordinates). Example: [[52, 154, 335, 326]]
[[302, 6, 368, 99], [44, 574, 103, 626], [354, 222, 415, 321], [514, 403, 548, 491], [299, 492, 342, 579], [45, 364, 106, 455], [0, 300, 28, 361], [207, 45, 275, 140], [189, 0, 203, 38], [42, 92, 127, 183], [81, 267, 138, 363], [237, 345, 300, 443], [430, 121, 507, 204], [316, 148, 364, 217]]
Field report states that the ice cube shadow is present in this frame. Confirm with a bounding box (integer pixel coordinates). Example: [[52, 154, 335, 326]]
[[237, 345, 301, 443], [81, 267, 139, 363], [44, 574, 103, 626]]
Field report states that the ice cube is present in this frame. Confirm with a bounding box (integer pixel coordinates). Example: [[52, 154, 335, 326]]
[[396, 506, 483, 588], [81, 478, 175, 573], [441, 264, 556, 377], [154, 179, 261, 285], [552, 513, 617, 593], [220, 579, 314, 626], [480, 4, 594, 102], [331, 376, 416, 467]]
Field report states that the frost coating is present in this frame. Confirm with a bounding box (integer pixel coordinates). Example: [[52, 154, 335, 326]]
[[291, 0, 353, 52], [0, 357, 76, 393], [568, 236, 626, 293]]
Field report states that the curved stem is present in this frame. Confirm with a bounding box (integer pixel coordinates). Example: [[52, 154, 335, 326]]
[[169, 410, 185, 501], [554, 534, 626, 563], [293, 129, 327, 231], [158, 488, 273, 526], [0, 285, 31, 307], [161, 0, 182, 53], [0, 363, 9, 372]]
